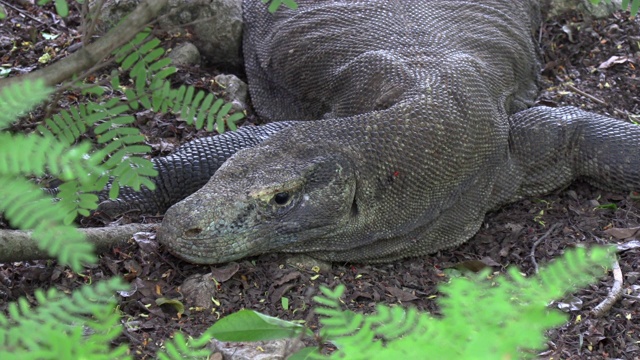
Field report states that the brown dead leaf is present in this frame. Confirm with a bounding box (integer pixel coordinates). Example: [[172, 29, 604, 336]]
[[209, 262, 240, 282], [274, 271, 302, 286], [604, 226, 640, 240], [385, 286, 418, 301]]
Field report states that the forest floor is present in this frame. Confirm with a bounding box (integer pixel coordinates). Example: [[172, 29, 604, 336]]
[[1, 2, 640, 359]]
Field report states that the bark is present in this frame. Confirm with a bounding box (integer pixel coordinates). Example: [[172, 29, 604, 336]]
[[0, 223, 156, 263]]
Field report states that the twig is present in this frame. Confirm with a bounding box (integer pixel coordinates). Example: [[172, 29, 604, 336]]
[[529, 223, 562, 274], [0, 0, 168, 89], [591, 258, 623, 317], [0, 0, 46, 24], [565, 84, 608, 106], [80, 0, 105, 46]]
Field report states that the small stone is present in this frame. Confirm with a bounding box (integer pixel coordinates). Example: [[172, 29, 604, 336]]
[[208, 338, 305, 360], [168, 42, 201, 67], [214, 74, 248, 113]]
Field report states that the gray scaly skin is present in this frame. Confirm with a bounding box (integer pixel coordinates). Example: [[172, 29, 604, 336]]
[[103, 0, 640, 264], [95, 122, 294, 217]]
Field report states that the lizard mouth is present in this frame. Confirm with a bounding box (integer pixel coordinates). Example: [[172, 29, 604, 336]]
[[158, 225, 252, 264], [157, 202, 265, 264]]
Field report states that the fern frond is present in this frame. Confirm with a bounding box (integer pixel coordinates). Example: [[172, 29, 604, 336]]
[[156, 332, 213, 360], [0, 79, 52, 129], [311, 247, 612, 360], [0, 277, 130, 360], [36, 102, 108, 145], [0, 176, 95, 270], [0, 133, 103, 183]]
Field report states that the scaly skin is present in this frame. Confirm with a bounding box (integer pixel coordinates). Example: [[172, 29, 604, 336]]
[[114, 0, 640, 264]]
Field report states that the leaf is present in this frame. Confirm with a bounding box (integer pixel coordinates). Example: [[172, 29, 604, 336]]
[[210, 262, 240, 282], [631, 0, 640, 15], [268, 0, 281, 13], [156, 298, 185, 317], [385, 286, 418, 302], [0, 79, 52, 129], [596, 203, 617, 210], [121, 52, 140, 71], [282, 0, 299, 10], [604, 226, 640, 239], [207, 309, 310, 341], [54, 0, 69, 17], [288, 347, 320, 360]]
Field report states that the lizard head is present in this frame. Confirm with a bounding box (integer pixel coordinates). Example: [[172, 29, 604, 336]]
[[157, 141, 358, 264]]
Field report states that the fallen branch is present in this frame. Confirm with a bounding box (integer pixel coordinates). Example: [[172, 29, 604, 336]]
[[0, 223, 156, 263], [591, 258, 623, 317], [0, 0, 168, 89]]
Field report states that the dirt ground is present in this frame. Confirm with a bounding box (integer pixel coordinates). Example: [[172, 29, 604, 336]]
[[1, 2, 640, 359]]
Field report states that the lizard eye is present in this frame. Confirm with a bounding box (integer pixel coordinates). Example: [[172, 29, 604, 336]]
[[273, 192, 291, 205]]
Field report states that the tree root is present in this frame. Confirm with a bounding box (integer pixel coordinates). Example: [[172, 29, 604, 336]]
[[0, 223, 156, 263]]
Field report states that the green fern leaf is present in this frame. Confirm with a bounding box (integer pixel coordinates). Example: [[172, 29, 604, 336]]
[[0, 79, 52, 129], [149, 58, 174, 74], [206, 98, 224, 131], [0, 278, 129, 359]]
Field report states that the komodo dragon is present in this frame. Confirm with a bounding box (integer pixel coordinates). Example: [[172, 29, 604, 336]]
[[99, 0, 640, 264]]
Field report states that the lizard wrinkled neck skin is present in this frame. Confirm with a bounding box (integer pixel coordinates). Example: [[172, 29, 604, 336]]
[[154, 0, 640, 264]]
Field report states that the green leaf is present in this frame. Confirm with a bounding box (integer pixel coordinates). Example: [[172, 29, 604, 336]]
[[149, 59, 174, 73], [121, 52, 140, 71], [82, 86, 105, 97], [226, 112, 245, 131], [109, 180, 120, 199], [288, 347, 321, 360], [631, 0, 639, 15], [0, 79, 52, 130], [143, 48, 165, 64], [207, 309, 310, 342], [195, 93, 215, 129], [267, 0, 281, 13], [139, 38, 161, 54], [156, 298, 185, 317], [596, 203, 618, 210], [54, 0, 69, 17], [282, 0, 299, 10], [206, 98, 224, 132], [622, 0, 630, 11], [185, 90, 205, 125]]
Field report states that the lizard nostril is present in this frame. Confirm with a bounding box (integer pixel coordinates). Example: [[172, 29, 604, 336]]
[[184, 228, 203, 237]]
